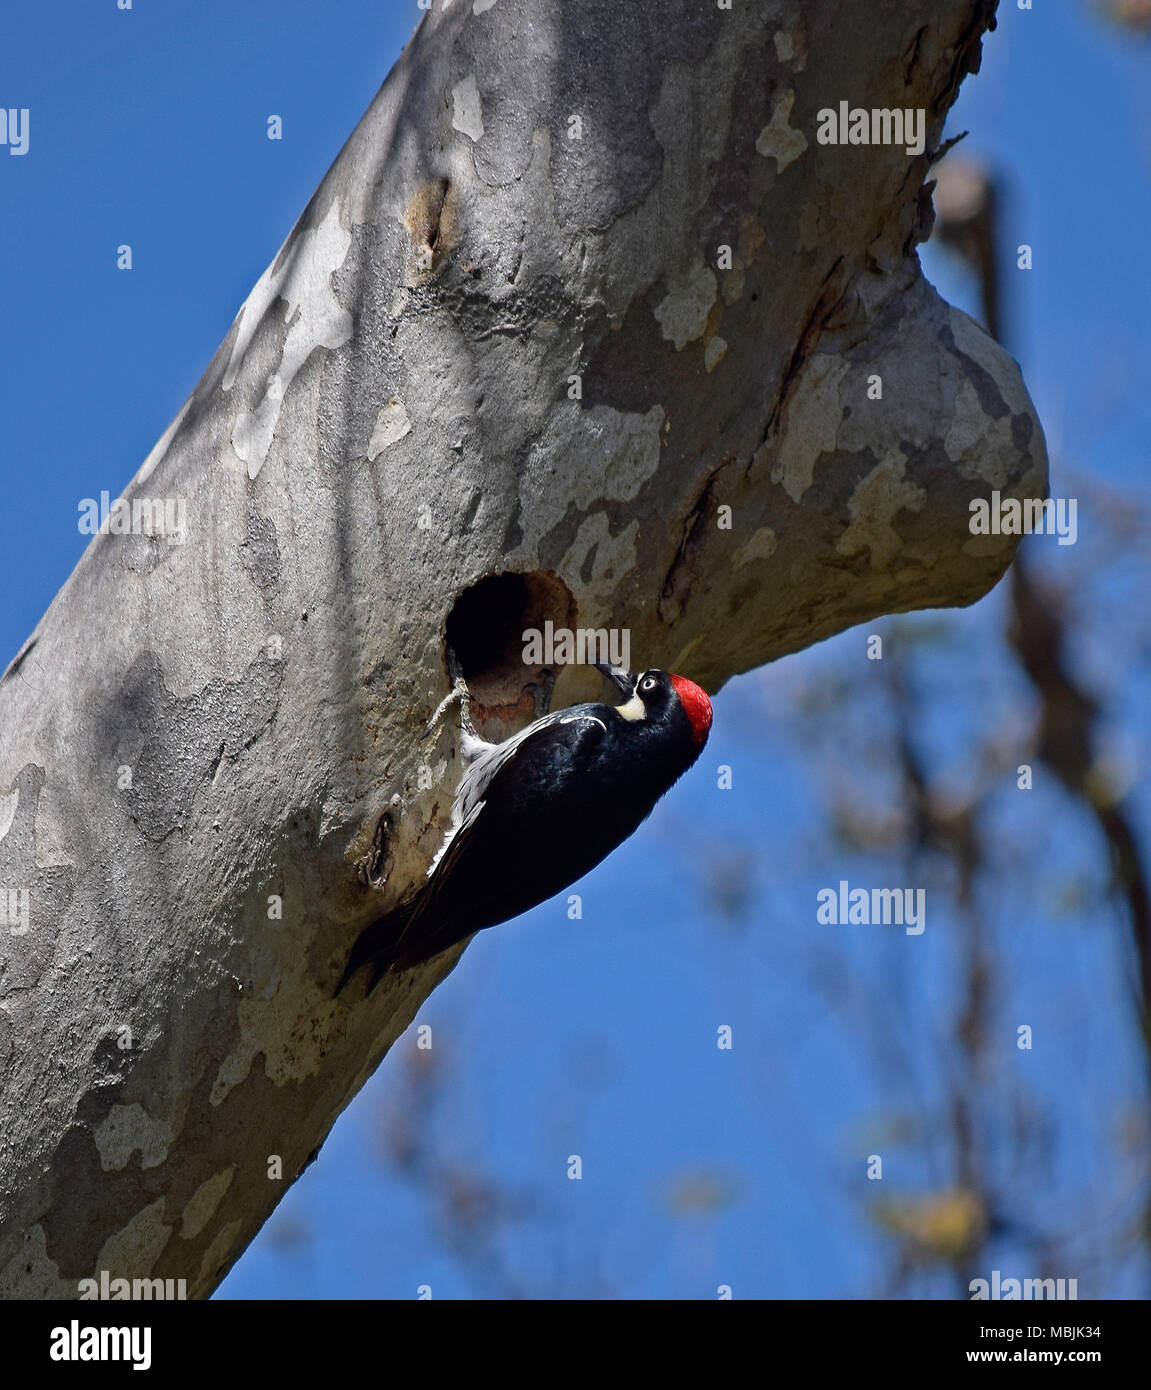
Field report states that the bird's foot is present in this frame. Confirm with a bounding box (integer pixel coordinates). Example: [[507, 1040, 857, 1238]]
[[526, 667, 556, 719], [422, 646, 477, 741]]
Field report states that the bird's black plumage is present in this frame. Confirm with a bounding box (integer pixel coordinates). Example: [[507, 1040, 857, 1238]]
[[337, 666, 711, 992]]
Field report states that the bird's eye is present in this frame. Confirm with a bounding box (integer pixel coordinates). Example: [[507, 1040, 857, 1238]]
[[641, 675, 657, 693]]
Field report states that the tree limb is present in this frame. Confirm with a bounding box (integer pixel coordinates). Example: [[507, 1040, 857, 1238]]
[[0, 0, 1044, 1298]]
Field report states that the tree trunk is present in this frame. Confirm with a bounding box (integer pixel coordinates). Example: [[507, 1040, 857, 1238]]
[[0, 0, 1042, 1298]]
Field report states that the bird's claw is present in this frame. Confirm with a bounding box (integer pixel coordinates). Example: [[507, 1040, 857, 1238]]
[[423, 646, 476, 741], [526, 668, 556, 720]]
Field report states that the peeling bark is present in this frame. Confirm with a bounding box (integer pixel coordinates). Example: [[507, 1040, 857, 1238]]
[[0, 0, 1044, 1298]]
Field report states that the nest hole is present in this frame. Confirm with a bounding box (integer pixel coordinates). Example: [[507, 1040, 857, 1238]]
[[444, 571, 576, 734]]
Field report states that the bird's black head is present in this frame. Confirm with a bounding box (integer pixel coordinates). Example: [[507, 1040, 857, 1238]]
[[594, 663, 713, 748]]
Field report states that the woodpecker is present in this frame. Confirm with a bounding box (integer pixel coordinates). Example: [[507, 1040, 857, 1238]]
[[337, 660, 713, 992]]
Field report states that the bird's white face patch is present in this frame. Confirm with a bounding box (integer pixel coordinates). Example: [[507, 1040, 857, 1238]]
[[615, 693, 646, 722]]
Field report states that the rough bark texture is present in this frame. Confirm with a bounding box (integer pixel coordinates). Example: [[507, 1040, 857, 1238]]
[[0, 0, 1043, 1298]]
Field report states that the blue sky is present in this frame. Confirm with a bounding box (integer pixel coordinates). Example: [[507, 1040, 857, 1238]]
[[2, 1, 1149, 1299]]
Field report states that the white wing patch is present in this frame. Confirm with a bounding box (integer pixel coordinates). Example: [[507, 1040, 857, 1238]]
[[428, 712, 606, 875], [428, 799, 484, 874]]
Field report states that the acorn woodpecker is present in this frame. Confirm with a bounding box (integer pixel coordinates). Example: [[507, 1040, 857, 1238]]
[[337, 661, 713, 991]]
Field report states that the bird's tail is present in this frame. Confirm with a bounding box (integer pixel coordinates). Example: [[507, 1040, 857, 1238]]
[[335, 898, 419, 997]]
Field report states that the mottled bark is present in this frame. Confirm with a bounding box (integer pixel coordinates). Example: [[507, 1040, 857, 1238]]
[[0, 0, 1043, 1298]]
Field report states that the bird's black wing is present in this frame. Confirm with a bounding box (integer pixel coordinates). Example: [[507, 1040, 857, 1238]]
[[384, 710, 613, 971]]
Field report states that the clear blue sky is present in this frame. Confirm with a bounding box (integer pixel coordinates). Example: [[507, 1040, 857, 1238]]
[[2, 2, 1148, 1299]]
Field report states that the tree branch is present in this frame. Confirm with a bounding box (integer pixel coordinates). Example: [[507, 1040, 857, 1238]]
[[0, 0, 1044, 1299]]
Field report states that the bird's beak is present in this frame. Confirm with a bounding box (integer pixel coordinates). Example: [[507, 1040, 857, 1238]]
[[593, 661, 635, 698]]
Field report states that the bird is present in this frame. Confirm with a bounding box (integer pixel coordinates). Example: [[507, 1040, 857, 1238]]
[[337, 659, 713, 992]]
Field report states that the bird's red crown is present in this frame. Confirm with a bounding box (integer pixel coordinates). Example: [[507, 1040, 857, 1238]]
[[669, 673, 713, 746]]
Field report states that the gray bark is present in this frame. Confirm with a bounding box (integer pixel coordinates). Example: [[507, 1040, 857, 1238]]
[[0, 0, 1042, 1298]]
